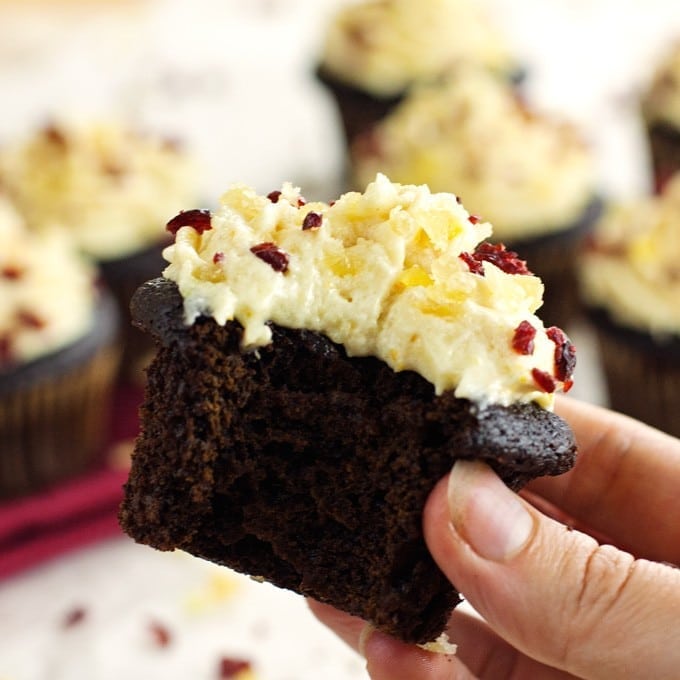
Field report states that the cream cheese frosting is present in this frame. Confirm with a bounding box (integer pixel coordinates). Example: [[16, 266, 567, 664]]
[[162, 174, 575, 409], [0, 203, 96, 368], [0, 121, 198, 260], [642, 41, 680, 128], [351, 68, 596, 241], [580, 173, 680, 338], [320, 0, 516, 97]]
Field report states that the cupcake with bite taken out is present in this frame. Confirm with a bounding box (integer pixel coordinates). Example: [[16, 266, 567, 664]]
[[641, 40, 680, 193], [351, 66, 602, 328], [120, 174, 577, 646], [579, 172, 680, 437], [0, 120, 199, 382], [0, 195, 120, 499], [316, 0, 521, 150]]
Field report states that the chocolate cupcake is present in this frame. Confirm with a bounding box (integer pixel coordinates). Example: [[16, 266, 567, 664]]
[[641, 41, 680, 193], [0, 120, 199, 382], [316, 0, 521, 149], [0, 204, 120, 499], [579, 173, 680, 437], [351, 67, 602, 328], [120, 175, 577, 645]]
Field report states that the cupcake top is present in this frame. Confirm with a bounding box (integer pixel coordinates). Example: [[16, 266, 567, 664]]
[[352, 68, 596, 241], [0, 121, 198, 261], [0, 200, 96, 369], [162, 174, 575, 409], [319, 0, 517, 98], [641, 41, 680, 128], [580, 172, 680, 339]]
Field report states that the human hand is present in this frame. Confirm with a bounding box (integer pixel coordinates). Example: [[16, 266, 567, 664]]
[[309, 396, 680, 679]]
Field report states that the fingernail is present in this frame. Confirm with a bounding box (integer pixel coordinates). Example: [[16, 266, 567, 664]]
[[358, 622, 375, 657], [447, 460, 534, 562]]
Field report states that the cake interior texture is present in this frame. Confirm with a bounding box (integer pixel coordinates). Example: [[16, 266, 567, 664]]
[[120, 278, 576, 644]]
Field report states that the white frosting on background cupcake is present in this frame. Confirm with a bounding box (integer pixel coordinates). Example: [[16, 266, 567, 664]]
[[351, 67, 596, 241], [580, 173, 680, 338], [320, 0, 516, 97], [0, 120, 198, 260], [163, 174, 576, 409], [0, 203, 96, 367], [642, 41, 680, 128]]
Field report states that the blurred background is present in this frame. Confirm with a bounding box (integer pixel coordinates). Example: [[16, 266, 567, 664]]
[[1, 1, 679, 678]]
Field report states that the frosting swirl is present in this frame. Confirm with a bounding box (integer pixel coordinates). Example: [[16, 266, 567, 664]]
[[580, 172, 680, 339], [162, 174, 575, 409], [351, 67, 596, 241], [320, 0, 517, 97], [0, 201, 96, 369], [0, 120, 198, 260], [642, 41, 680, 128]]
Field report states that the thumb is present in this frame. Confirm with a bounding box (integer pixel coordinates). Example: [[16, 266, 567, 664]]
[[424, 461, 680, 680]]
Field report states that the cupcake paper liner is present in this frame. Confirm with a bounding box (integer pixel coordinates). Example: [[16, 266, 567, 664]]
[[506, 196, 603, 330], [589, 308, 680, 438], [646, 121, 680, 194], [0, 292, 121, 499], [99, 239, 167, 384], [315, 66, 403, 151]]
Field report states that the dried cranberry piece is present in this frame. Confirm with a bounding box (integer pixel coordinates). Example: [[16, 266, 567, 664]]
[[302, 211, 322, 230], [43, 124, 67, 147], [297, 197, 307, 207], [1, 265, 24, 281], [512, 320, 536, 355], [250, 242, 289, 273], [62, 607, 87, 629], [213, 252, 225, 264], [0, 335, 13, 367], [149, 621, 172, 648], [17, 309, 46, 330], [460, 242, 531, 276], [218, 657, 252, 678], [166, 209, 212, 236], [459, 251, 484, 275], [468, 214, 481, 225], [475, 242, 531, 275], [546, 326, 576, 381], [531, 368, 556, 393], [267, 190, 282, 203]]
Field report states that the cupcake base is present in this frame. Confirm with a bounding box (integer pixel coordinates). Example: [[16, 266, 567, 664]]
[[505, 196, 604, 330], [99, 239, 168, 384], [315, 66, 403, 149], [0, 291, 121, 499], [121, 278, 576, 645], [588, 308, 680, 437], [646, 121, 680, 194]]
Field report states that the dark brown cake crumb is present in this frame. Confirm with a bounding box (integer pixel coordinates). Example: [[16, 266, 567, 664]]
[[121, 279, 577, 645]]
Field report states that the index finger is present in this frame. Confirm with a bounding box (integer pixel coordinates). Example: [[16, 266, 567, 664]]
[[525, 396, 680, 565]]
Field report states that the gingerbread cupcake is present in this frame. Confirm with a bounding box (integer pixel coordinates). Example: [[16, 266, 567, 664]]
[[121, 174, 577, 645], [641, 40, 680, 193], [316, 0, 520, 149], [579, 173, 680, 437], [0, 120, 198, 382], [351, 67, 602, 328], [0, 200, 120, 498]]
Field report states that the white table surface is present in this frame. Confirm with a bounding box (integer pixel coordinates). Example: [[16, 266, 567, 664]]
[[1, 1, 679, 678]]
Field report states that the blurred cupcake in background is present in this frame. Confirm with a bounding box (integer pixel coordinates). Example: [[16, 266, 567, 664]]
[[0, 197, 120, 499], [316, 0, 520, 150], [641, 40, 680, 193], [579, 172, 680, 437], [0, 120, 199, 382], [351, 66, 602, 328]]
